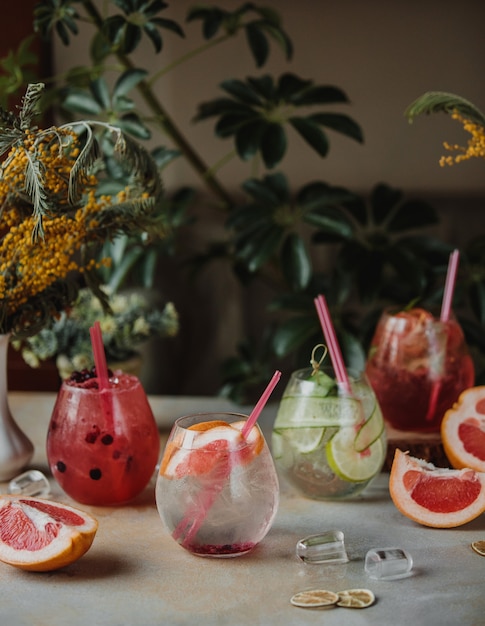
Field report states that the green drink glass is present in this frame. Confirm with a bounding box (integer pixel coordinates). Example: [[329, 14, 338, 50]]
[[272, 366, 386, 500]]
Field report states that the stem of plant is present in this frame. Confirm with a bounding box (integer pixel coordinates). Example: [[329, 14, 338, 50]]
[[81, 0, 235, 209]]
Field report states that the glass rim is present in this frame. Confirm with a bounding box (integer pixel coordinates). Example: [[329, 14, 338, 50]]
[[62, 372, 141, 393], [289, 366, 364, 383], [174, 411, 250, 429], [380, 305, 457, 325]]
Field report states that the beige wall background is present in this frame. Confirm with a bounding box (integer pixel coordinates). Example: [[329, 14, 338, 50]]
[[53, 0, 485, 195], [52, 1, 485, 395]]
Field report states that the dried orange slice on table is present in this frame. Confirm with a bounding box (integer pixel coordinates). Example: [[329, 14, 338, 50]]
[[0, 496, 98, 571], [290, 589, 339, 608], [337, 588, 375, 608], [441, 386, 485, 472], [389, 449, 485, 528], [471, 540, 485, 556]]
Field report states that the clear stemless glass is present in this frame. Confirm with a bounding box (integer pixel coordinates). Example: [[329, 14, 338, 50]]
[[365, 307, 475, 432], [156, 412, 279, 558], [46, 371, 160, 505], [272, 366, 386, 500]]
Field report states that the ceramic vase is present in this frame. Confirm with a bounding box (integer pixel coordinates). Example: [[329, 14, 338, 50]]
[[0, 334, 34, 481]]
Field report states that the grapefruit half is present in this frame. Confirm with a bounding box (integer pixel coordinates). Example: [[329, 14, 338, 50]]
[[0, 496, 98, 571], [441, 386, 485, 472], [389, 449, 485, 528]]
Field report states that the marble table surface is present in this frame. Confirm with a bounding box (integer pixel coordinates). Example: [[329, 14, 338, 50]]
[[1, 392, 485, 626]]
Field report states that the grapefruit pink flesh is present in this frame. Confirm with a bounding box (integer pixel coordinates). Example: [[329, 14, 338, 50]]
[[402, 469, 482, 513], [0, 496, 98, 571], [389, 449, 485, 528], [458, 420, 485, 462], [441, 386, 485, 472], [161, 420, 263, 479]]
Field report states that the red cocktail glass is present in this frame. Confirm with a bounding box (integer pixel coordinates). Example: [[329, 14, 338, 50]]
[[47, 371, 160, 505], [365, 307, 474, 432]]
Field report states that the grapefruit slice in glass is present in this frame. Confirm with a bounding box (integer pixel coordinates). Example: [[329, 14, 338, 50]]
[[160, 420, 263, 479], [389, 449, 485, 528], [441, 386, 485, 472], [0, 496, 98, 571]]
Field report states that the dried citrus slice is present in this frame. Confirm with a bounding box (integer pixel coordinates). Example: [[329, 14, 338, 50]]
[[0, 496, 98, 572], [389, 449, 485, 528], [441, 387, 485, 472], [336, 588, 375, 608], [290, 589, 339, 608], [471, 540, 485, 556]]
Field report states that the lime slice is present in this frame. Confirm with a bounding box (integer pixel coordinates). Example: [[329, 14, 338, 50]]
[[274, 395, 362, 429], [354, 403, 385, 453], [326, 427, 385, 482], [273, 426, 326, 454]]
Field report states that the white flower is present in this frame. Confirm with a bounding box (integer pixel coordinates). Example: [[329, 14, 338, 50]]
[[90, 296, 103, 312], [56, 354, 73, 379], [100, 317, 118, 335], [17, 286, 179, 376], [72, 353, 92, 371], [111, 294, 129, 314], [133, 316, 150, 336], [22, 349, 39, 368]]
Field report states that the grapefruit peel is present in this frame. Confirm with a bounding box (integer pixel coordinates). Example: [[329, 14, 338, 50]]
[[389, 449, 485, 528], [0, 496, 98, 572], [441, 386, 485, 472], [160, 420, 263, 479]]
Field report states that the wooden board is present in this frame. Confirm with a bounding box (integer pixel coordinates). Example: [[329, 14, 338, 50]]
[[384, 423, 449, 471]]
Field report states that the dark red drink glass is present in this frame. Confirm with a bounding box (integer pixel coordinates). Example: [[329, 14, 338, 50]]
[[365, 307, 474, 432], [47, 372, 160, 505]]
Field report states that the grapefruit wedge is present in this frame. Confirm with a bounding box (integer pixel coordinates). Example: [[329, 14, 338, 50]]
[[0, 496, 98, 571], [441, 386, 485, 472], [389, 449, 485, 528]]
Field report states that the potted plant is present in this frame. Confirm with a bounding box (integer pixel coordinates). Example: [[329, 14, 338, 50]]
[[13, 285, 179, 381], [5, 1, 483, 401]]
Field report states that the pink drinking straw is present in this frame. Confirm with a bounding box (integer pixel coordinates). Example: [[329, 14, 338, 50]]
[[241, 370, 281, 438], [89, 320, 110, 392], [440, 249, 460, 322], [174, 370, 281, 548], [426, 249, 460, 421], [314, 295, 351, 394], [89, 321, 113, 428]]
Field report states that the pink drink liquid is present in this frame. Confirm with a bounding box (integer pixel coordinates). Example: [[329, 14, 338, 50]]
[[365, 308, 474, 432], [47, 372, 160, 505]]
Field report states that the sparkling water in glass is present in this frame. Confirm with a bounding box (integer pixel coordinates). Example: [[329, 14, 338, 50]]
[[156, 412, 279, 557]]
